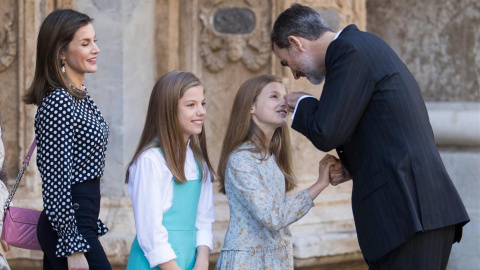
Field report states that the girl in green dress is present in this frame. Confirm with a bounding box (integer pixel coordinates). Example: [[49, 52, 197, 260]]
[[126, 71, 215, 270]]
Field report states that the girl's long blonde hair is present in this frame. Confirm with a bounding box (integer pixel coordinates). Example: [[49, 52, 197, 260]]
[[125, 71, 214, 183], [217, 74, 296, 194]]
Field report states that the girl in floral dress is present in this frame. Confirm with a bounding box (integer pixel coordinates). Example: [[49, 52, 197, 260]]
[[215, 74, 338, 269]]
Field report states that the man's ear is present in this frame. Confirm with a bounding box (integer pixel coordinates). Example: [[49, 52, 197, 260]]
[[288, 36, 307, 52]]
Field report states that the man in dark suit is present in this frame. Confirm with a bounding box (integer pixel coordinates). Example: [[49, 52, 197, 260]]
[[271, 3, 469, 269]]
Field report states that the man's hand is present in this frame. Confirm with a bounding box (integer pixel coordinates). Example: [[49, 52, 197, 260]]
[[284, 92, 311, 112], [67, 252, 88, 270], [329, 159, 352, 186]]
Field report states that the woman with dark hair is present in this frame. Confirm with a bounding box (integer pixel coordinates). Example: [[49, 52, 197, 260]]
[[215, 74, 337, 269], [23, 9, 111, 269]]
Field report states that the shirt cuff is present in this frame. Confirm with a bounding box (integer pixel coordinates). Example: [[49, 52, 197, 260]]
[[145, 243, 177, 268], [56, 230, 90, 257], [299, 189, 315, 207], [96, 219, 109, 236], [196, 229, 213, 252], [291, 95, 316, 120]]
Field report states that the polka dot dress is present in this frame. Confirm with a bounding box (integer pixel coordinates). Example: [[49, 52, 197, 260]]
[[34, 88, 109, 257]]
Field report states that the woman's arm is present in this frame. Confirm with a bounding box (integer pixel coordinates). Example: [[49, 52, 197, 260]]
[[67, 252, 89, 270], [35, 90, 90, 257]]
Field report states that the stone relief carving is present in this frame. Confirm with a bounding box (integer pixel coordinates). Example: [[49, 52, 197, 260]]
[[0, 9, 16, 72], [199, 0, 271, 73]]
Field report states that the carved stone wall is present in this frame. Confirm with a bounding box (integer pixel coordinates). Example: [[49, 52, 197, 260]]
[[0, 119, 6, 184], [367, 0, 480, 101], [0, 0, 19, 183]]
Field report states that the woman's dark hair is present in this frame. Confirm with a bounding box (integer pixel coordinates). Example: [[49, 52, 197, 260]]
[[23, 9, 93, 106], [271, 3, 333, 49]]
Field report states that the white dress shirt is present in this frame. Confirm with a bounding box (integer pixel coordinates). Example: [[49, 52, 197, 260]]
[[292, 29, 344, 120], [128, 143, 214, 266]]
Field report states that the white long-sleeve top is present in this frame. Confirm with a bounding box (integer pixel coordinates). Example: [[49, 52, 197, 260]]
[[128, 144, 214, 267]]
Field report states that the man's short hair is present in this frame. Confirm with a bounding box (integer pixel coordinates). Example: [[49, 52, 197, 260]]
[[271, 3, 333, 49]]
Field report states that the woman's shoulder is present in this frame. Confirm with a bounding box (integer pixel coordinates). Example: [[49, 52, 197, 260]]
[[40, 88, 75, 108], [36, 89, 76, 121]]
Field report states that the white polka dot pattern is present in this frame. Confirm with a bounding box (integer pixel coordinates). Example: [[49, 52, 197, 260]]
[[34, 88, 109, 257]]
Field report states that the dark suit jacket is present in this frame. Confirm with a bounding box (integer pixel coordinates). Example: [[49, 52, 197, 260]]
[[292, 24, 469, 261]]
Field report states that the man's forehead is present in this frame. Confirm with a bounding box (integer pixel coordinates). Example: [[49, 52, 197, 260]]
[[273, 45, 287, 62]]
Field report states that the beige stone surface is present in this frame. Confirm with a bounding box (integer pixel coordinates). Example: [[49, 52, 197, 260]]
[[367, 0, 480, 102], [0, 0, 20, 179], [0, 124, 4, 170]]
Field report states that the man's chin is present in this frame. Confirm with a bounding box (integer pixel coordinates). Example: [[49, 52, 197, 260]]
[[307, 75, 325, 85]]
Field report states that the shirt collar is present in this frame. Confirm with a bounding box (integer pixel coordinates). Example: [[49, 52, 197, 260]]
[[333, 29, 343, 40]]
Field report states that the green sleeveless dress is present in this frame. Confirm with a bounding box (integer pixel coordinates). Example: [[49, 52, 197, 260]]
[[126, 149, 202, 269]]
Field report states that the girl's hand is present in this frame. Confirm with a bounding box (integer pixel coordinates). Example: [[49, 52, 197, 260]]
[[193, 245, 210, 270], [159, 260, 181, 270], [317, 154, 339, 188], [67, 252, 89, 270], [308, 154, 337, 200]]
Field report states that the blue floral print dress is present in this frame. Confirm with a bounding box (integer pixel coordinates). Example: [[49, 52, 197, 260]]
[[215, 142, 315, 270]]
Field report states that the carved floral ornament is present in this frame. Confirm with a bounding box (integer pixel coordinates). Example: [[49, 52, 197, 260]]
[[199, 0, 271, 73], [0, 9, 16, 73]]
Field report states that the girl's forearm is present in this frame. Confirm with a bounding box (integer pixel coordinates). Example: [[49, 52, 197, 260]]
[[195, 245, 210, 268]]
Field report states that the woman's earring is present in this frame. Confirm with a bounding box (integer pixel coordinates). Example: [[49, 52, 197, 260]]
[[61, 60, 66, 73]]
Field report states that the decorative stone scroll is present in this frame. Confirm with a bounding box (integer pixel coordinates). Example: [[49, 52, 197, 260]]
[[0, 9, 17, 72], [199, 0, 271, 73]]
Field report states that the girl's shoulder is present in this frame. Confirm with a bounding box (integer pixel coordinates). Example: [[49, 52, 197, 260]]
[[135, 147, 165, 165], [229, 142, 260, 164]]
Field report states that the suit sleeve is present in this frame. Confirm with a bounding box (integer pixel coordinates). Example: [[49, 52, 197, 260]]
[[292, 39, 375, 151]]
